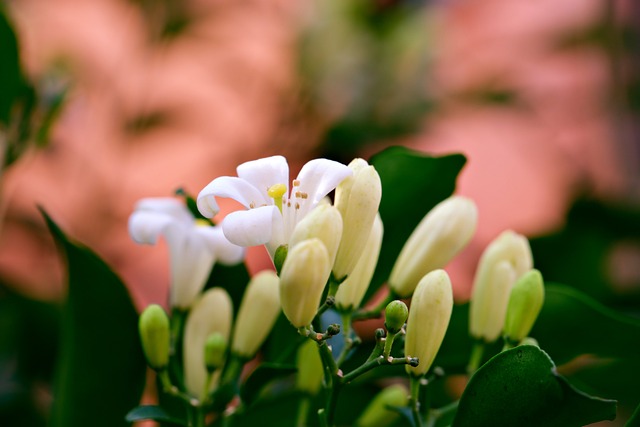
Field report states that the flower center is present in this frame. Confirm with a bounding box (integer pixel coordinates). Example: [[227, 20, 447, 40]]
[[267, 183, 287, 213], [194, 219, 211, 227]]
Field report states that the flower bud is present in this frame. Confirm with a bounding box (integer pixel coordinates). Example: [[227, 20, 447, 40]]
[[183, 288, 233, 397], [279, 238, 331, 328], [296, 340, 324, 395], [385, 300, 408, 334], [333, 159, 382, 280], [469, 230, 532, 342], [335, 214, 383, 311], [405, 270, 453, 377], [389, 196, 477, 298], [204, 333, 227, 373], [355, 384, 409, 427], [289, 203, 343, 266], [138, 304, 170, 371], [231, 270, 281, 358], [503, 269, 545, 343]]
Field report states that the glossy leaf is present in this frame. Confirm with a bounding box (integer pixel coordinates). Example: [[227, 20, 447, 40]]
[[125, 406, 186, 426], [44, 211, 146, 427], [453, 346, 616, 427], [367, 147, 466, 301], [240, 363, 298, 406]]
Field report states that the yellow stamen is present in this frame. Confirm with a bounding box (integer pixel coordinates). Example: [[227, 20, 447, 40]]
[[195, 219, 211, 227], [267, 183, 287, 213]]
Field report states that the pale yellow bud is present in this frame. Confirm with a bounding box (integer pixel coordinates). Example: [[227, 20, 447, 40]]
[[231, 270, 281, 358], [333, 159, 382, 280], [335, 214, 383, 311], [355, 384, 409, 427], [296, 340, 324, 395], [405, 270, 453, 377], [503, 269, 545, 343], [279, 238, 331, 328], [138, 304, 170, 371], [289, 203, 343, 266], [389, 196, 477, 298], [469, 230, 532, 342], [183, 288, 232, 398]]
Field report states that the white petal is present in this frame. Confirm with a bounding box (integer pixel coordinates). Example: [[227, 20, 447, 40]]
[[236, 155, 289, 200], [135, 197, 194, 225], [128, 210, 184, 244], [194, 226, 246, 265], [197, 176, 270, 218], [221, 205, 282, 248], [296, 159, 352, 205], [169, 233, 216, 309]]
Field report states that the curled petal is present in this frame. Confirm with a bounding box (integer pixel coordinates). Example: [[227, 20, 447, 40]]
[[128, 210, 184, 245], [197, 176, 269, 218], [194, 226, 246, 265], [221, 205, 282, 248], [296, 159, 352, 206], [237, 155, 289, 201]]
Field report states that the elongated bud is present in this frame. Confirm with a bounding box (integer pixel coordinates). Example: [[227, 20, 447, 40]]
[[231, 271, 281, 358], [204, 333, 227, 373], [405, 270, 453, 377], [333, 159, 382, 280], [183, 288, 233, 397], [355, 384, 409, 427], [296, 340, 324, 395], [138, 304, 170, 371], [335, 214, 383, 311], [503, 269, 545, 343], [385, 300, 408, 334], [289, 203, 343, 267], [469, 230, 532, 342], [280, 238, 331, 328], [389, 196, 477, 298]]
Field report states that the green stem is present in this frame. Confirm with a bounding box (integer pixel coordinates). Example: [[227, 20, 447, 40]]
[[382, 331, 398, 359], [336, 312, 355, 367], [296, 397, 311, 427], [221, 354, 245, 388], [467, 341, 485, 374], [342, 355, 417, 384], [193, 406, 206, 427], [410, 375, 423, 427], [352, 292, 395, 321]]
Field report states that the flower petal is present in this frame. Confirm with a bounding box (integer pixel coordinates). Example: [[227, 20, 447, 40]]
[[296, 159, 352, 206], [128, 210, 184, 244], [236, 155, 289, 201], [169, 233, 215, 309], [197, 176, 270, 218], [221, 205, 283, 249], [135, 198, 193, 225], [194, 226, 246, 265]]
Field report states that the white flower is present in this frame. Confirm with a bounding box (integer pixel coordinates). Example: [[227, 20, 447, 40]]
[[196, 156, 352, 257], [128, 197, 245, 309]]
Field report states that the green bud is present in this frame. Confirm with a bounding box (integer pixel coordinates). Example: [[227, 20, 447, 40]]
[[355, 384, 409, 427], [405, 270, 453, 377], [503, 269, 545, 343], [296, 340, 323, 395], [273, 245, 288, 275], [204, 333, 227, 373], [138, 304, 170, 371], [384, 300, 409, 334]]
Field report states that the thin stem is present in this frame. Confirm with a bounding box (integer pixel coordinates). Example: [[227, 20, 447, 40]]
[[382, 331, 398, 359], [467, 341, 485, 374], [352, 292, 394, 321], [335, 312, 356, 367], [296, 397, 311, 427], [342, 355, 418, 384], [410, 375, 423, 427], [158, 370, 194, 404]]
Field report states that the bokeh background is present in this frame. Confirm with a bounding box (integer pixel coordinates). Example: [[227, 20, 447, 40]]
[[1, 0, 639, 425]]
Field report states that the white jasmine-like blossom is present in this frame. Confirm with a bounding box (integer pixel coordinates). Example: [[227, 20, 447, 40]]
[[129, 197, 245, 309], [196, 156, 352, 257]]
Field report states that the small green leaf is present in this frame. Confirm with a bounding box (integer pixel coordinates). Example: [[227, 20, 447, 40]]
[[125, 406, 187, 426], [240, 363, 298, 406], [453, 346, 617, 427], [43, 211, 146, 427], [368, 147, 466, 301]]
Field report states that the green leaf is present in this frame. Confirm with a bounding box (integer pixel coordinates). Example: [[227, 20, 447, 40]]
[[453, 346, 616, 427], [0, 6, 24, 125], [368, 147, 466, 301], [43, 211, 146, 427], [627, 401, 640, 427], [125, 406, 187, 426], [228, 391, 305, 427], [204, 261, 250, 319], [240, 363, 298, 406], [531, 284, 640, 365]]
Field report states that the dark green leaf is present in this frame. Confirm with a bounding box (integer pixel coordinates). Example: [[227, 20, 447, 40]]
[[204, 261, 250, 319], [367, 147, 466, 301], [386, 405, 416, 427], [453, 346, 617, 427], [240, 363, 298, 406], [532, 284, 640, 365], [125, 406, 187, 426], [43, 211, 146, 427], [627, 401, 640, 427], [0, 7, 23, 125], [228, 391, 304, 427]]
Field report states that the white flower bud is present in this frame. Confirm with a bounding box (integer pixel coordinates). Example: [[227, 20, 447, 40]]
[[405, 270, 453, 377], [183, 288, 233, 398], [335, 214, 383, 311], [279, 238, 331, 328], [231, 271, 281, 358], [389, 196, 477, 298], [289, 203, 343, 267], [333, 159, 382, 280], [469, 230, 532, 342]]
